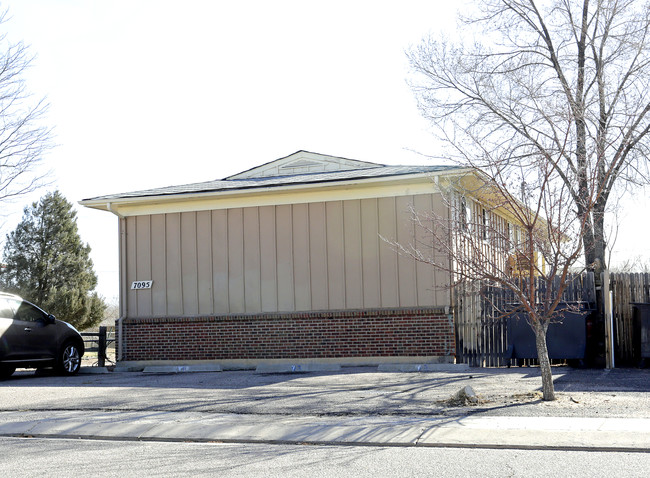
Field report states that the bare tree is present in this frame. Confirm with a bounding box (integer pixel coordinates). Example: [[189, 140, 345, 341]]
[[0, 9, 51, 212], [408, 0, 650, 277], [388, 158, 596, 400]]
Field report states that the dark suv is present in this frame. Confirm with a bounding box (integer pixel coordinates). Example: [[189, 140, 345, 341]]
[[0, 292, 85, 378]]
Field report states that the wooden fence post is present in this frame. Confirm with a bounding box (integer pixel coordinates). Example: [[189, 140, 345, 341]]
[[602, 270, 615, 369]]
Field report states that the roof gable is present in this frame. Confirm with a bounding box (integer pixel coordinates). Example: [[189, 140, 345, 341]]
[[226, 151, 381, 179]]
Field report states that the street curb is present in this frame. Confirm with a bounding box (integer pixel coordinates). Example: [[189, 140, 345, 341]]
[[1, 411, 649, 452], [79, 367, 110, 374], [377, 363, 471, 373], [142, 364, 223, 373], [255, 363, 342, 373], [2, 431, 649, 453]]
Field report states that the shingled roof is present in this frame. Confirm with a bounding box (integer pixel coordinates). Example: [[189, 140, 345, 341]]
[[82, 150, 461, 203]]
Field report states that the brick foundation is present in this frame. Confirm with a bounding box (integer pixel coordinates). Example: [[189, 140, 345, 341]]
[[118, 308, 455, 362]]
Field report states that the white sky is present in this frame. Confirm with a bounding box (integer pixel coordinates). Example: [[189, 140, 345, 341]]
[[0, 0, 648, 300]]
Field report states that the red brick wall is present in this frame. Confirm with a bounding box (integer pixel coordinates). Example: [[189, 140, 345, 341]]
[[119, 308, 455, 361]]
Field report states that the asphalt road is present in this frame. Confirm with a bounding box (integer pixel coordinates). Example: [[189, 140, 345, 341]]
[[1, 437, 649, 478], [1, 366, 649, 419]]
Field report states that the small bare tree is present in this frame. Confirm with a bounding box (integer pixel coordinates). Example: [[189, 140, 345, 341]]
[[388, 157, 596, 401], [0, 10, 51, 211]]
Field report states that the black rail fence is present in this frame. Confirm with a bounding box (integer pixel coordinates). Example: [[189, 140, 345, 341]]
[[80, 326, 116, 367]]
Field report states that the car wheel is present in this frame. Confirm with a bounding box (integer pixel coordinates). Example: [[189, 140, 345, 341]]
[[0, 365, 16, 380], [57, 341, 82, 375]]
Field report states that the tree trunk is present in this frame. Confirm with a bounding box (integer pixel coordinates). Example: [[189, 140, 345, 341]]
[[593, 202, 607, 272], [533, 319, 556, 401]]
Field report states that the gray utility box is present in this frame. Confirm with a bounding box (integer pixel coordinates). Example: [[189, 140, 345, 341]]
[[507, 302, 593, 360], [631, 303, 650, 361]]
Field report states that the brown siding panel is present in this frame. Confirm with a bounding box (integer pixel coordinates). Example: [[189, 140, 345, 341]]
[[309, 202, 329, 310], [259, 206, 278, 312], [431, 193, 450, 306], [126, 192, 451, 319], [343, 200, 363, 309], [181, 212, 199, 316], [275, 205, 294, 311], [196, 211, 213, 315], [378, 197, 399, 307], [135, 215, 153, 316], [150, 214, 167, 317], [165, 213, 183, 316], [326, 201, 345, 309], [212, 210, 229, 313], [243, 207, 262, 313], [227, 208, 245, 313], [292, 203, 311, 311], [395, 196, 417, 307], [361, 198, 381, 308], [414, 194, 435, 306], [125, 216, 137, 317]]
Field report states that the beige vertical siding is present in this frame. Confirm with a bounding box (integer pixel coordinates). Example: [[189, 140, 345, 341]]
[[343, 200, 363, 309], [275, 204, 294, 311], [243, 207, 262, 313], [211, 210, 229, 312], [150, 214, 167, 316], [227, 209, 245, 313], [196, 211, 213, 314], [123, 193, 451, 317], [125, 216, 137, 317], [292, 203, 311, 311], [309, 202, 329, 310], [414, 194, 435, 307], [165, 213, 183, 316], [326, 201, 345, 309], [395, 195, 418, 307], [431, 194, 451, 305], [180, 212, 199, 316], [135, 215, 153, 316], [361, 198, 381, 308], [259, 205, 278, 312], [377, 197, 399, 307]]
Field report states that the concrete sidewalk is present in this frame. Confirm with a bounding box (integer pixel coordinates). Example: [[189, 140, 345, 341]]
[[1, 410, 648, 452]]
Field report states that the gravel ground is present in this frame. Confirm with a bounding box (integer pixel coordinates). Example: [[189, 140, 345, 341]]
[[1, 366, 649, 419]]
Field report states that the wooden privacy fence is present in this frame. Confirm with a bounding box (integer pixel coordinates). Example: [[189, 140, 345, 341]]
[[454, 273, 596, 367], [454, 280, 506, 367], [610, 273, 650, 364]]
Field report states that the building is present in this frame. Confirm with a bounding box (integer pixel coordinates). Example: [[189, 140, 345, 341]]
[[81, 151, 488, 369]]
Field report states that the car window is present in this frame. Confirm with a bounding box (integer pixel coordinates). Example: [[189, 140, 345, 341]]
[[13, 301, 47, 322], [0, 297, 21, 319]]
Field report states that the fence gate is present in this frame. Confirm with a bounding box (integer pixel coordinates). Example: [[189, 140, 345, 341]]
[[610, 272, 650, 365], [453, 281, 510, 367]]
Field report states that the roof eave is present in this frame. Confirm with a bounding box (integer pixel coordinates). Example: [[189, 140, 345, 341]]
[[79, 167, 473, 215]]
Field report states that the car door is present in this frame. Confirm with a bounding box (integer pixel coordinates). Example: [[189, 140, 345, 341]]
[[12, 300, 55, 360], [0, 296, 22, 360]]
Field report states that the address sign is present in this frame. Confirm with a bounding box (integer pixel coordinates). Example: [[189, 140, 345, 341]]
[[131, 280, 153, 290]]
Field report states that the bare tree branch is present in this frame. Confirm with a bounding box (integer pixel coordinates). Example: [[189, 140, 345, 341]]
[[408, 0, 650, 275], [0, 9, 52, 215]]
